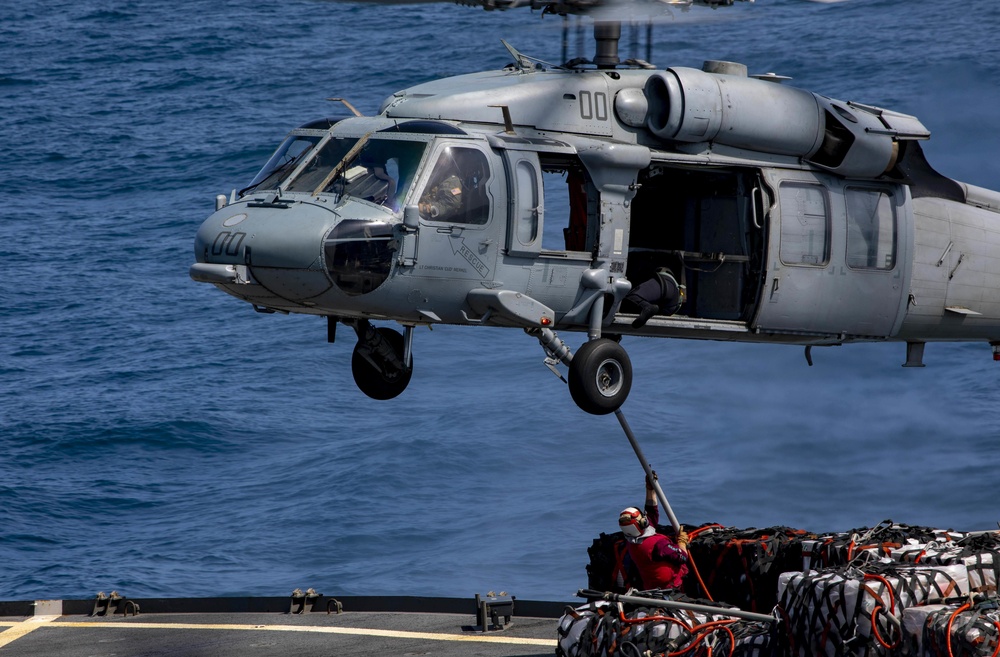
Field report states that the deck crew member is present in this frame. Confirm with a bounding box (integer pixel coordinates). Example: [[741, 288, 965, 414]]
[[618, 475, 690, 590]]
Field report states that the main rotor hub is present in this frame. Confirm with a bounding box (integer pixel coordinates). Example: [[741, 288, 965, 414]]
[[593, 21, 621, 69]]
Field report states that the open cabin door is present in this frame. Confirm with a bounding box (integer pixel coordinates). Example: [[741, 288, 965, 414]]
[[752, 169, 909, 339], [624, 165, 766, 328], [493, 139, 605, 324]]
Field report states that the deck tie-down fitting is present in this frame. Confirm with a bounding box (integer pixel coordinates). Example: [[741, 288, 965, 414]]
[[90, 591, 139, 617], [288, 588, 323, 614], [476, 591, 514, 631]]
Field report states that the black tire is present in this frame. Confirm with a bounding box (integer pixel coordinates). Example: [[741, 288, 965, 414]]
[[351, 327, 413, 400], [568, 338, 632, 415]]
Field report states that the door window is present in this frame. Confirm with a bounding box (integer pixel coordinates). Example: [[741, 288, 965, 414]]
[[417, 146, 491, 225], [779, 183, 830, 267], [515, 160, 539, 245], [846, 188, 896, 270]]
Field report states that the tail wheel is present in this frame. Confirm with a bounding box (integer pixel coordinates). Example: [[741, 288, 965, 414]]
[[568, 338, 632, 415], [351, 327, 412, 400]]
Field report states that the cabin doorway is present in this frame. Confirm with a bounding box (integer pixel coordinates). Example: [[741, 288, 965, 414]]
[[625, 166, 766, 324]]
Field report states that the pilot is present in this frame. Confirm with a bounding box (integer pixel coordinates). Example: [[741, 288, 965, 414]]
[[418, 167, 463, 220], [617, 473, 689, 591]]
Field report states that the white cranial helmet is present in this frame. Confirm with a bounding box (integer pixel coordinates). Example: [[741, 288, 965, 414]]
[[618, 506, 648, 538]]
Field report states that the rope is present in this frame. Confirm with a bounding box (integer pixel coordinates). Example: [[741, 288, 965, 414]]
[[612, 601, 744, 657], [868, 604, 900, 650], [946, 602, 971, 657], [687, 549, 714, 602], [687, 523, 723, 600]]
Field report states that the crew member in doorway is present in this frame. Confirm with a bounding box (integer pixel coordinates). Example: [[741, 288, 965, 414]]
[[617, 473, 689, 590], [624, 268, 685, 329]]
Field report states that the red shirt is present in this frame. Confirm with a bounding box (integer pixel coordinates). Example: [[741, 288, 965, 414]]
[[624, 503, 689, 590]]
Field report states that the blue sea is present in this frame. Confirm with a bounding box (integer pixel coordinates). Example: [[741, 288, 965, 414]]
[[2, 0, 999, 602]]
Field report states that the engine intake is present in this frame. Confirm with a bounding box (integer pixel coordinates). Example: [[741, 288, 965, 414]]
[[642, 65, 930, 178], [644, 66, 824, 157]]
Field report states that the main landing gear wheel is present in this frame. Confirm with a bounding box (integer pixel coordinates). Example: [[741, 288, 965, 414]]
[[568, 338, 632, 415], [351, 327, 413, 400]]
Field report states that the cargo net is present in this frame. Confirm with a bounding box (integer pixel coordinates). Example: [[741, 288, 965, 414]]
[[556, 596, 779, 657], [584, 520, 1000, 656], [904, 601, 1000, 656], [777, 564, 967, 656]]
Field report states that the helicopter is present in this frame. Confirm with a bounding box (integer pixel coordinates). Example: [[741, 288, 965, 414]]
[[191, 0, 1000, 415]]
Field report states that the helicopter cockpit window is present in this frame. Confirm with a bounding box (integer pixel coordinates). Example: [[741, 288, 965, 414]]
[[285, 137, 425, 209], [417, 147, 491, 225], [846, 188, 896, 270], [285, 136, 361, 194], [241, 134, 322, 195], [779, 183, 830, 267]]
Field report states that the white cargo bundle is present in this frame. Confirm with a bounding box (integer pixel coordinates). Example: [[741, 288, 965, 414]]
[[901, 602, 1000, 656], [799, 527, 969, 572], [556, 597, 770, 657], [892, 540, 999, 595], [777, 565, 970, 657], [801, 537, 890, 571]]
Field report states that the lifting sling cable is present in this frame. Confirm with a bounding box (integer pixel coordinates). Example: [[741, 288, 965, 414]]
[[614, 408, 680, 534]]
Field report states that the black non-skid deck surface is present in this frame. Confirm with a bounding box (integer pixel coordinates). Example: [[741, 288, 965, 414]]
[[0, 602, 562, 657]]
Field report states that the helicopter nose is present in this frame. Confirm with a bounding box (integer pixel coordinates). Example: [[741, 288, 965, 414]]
[[190, 209, 253, 285], [191, 202, 347, 303], [193, 209, 249, 265]]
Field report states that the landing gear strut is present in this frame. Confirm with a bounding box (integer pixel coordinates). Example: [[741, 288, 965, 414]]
[[531, 328, 633, 415], [348, 320, 413, 400]]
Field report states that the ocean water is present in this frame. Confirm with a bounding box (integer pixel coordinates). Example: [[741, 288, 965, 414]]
[[2, 0, 999, 602]]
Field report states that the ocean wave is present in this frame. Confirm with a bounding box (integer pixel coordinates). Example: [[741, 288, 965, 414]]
[[2, 0, 998, 602]]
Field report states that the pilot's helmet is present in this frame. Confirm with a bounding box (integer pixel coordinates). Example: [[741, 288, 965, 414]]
[[618, 506, 648, 538]]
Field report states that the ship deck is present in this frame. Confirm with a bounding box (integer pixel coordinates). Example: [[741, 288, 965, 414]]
[[0, 596, 567, 656]]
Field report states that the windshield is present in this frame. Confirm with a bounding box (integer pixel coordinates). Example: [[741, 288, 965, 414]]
[[241, 134, 322, 196], [285, 136, 427, 210]]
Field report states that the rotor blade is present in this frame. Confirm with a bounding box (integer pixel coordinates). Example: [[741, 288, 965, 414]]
[[324, 0, 752, 18], [323, 0, 536, 8]]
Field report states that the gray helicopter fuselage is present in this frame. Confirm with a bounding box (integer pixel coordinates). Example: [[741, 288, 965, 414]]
[[193, 61, 1000, 363]]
